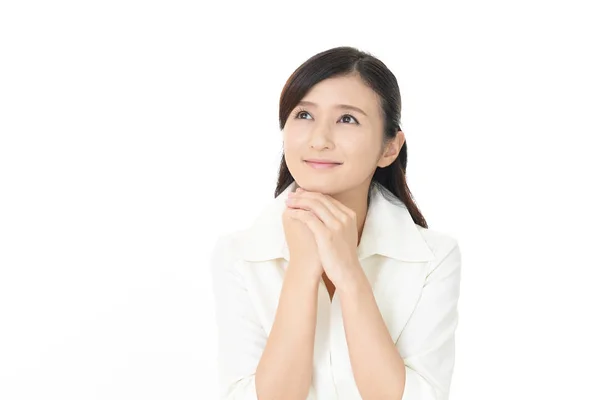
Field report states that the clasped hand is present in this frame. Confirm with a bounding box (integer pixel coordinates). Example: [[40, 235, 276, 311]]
[[285, 187, 361, 287]]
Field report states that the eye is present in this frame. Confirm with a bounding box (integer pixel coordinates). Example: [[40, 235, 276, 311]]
[[340, 114, 359, 124], [294, 108, 313, 120], [293, 108, 360, 125]]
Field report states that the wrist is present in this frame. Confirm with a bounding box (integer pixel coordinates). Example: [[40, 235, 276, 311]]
[[287, 258, 323, 283], [335, 262, 366, 294]]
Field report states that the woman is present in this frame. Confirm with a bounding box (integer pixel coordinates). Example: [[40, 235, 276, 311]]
[[210, 46, 462, 400]]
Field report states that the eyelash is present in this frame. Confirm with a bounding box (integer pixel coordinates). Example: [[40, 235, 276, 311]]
[[293, 107, 360, 125]]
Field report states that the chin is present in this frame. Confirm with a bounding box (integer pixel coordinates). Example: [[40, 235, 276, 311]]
[[295, 180, 339, 195]]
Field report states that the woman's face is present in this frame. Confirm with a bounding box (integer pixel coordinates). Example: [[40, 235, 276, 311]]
[[283, 74, 402, 195]]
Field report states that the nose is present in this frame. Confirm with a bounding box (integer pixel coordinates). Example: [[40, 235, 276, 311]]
[[308, 123, 334, 150]]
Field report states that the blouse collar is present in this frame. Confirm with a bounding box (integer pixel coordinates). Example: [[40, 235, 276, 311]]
[[240, 180, 435, 263]]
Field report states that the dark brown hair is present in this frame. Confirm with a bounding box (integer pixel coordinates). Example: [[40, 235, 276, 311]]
[[274, 46, 427, 228]]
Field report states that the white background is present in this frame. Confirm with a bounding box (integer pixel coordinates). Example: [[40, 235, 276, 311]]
[[1, 0, 599, 399]]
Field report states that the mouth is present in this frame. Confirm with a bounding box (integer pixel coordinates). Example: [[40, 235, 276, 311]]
[[304, 160, 342, 169]]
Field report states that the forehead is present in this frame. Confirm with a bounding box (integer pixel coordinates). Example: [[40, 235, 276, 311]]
[[300, 75, 380, 117]]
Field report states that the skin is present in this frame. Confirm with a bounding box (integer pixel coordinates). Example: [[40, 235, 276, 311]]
[[283, 73, 404, 244], [255, 73, 407, 399]]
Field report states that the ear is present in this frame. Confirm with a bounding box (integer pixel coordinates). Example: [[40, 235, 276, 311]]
[[377, 130, 405, 168]]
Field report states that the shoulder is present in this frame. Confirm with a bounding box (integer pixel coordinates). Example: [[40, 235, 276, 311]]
[[209, 229, 249, 274], [415, 226, 462, 276], [416, 225, 460, 253]]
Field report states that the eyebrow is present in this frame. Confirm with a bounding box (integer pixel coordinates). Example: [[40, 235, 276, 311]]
[[297, 100, 368, 117]]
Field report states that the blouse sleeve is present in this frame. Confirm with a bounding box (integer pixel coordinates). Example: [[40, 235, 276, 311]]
[[396, 238, 462, 400], [209, 234, 264, 399], [209, 234, 319, 400]]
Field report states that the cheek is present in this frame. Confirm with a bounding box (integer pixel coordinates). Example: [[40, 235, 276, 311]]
[[342, 138, 377, 159], [283, 131, 308, 159], [344, 143, 382, 172], [283, 138, 303, 169], [283, 139, 300, 157], [283, 127, 303, 144]]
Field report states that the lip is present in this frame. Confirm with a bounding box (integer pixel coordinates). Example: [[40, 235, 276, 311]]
[[304, 160, 342, 169], [303, 159, 342, 164]]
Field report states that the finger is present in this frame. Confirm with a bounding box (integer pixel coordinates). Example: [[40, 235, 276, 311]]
[[329, 198, 355, 218], [289, 208, 329, 240], [293, 191, 351, 222], [316, 192, 355, 218], [286, 196, 339, 227]]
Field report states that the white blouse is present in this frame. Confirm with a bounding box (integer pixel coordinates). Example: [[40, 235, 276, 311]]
[[210, 181, 462, 399]]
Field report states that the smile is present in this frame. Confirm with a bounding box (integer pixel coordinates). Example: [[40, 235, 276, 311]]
[[304, 161, 342, 169]]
